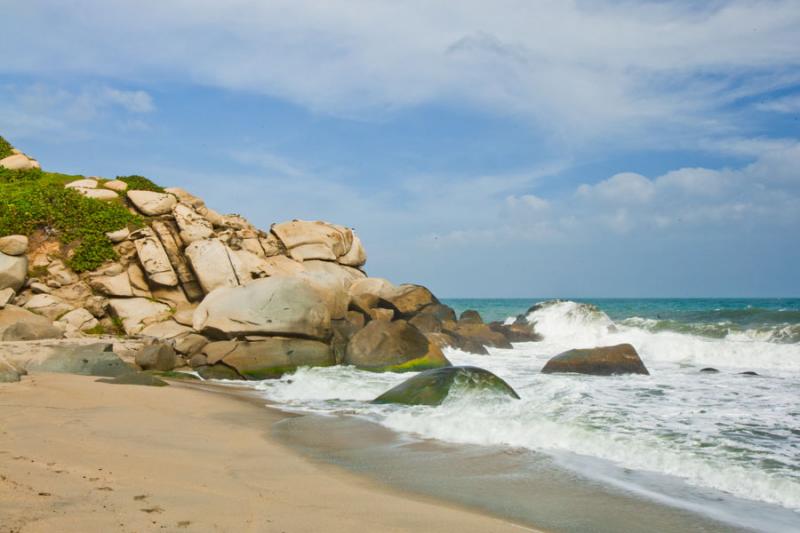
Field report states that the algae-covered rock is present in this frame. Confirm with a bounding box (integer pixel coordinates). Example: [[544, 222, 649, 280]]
[[97, 373, 169, 387], [28, 344, 134, 377], [221, 338, 334, 380], [196, 364, 242, 380], [541, 343, 649, 376], [373, 366, 520, 406], [344, 320, 450, 372]]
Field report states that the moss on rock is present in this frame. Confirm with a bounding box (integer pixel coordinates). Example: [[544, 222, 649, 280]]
[[373, 366, 520, 406]]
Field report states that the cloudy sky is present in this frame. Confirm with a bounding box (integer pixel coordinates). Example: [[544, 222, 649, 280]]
[[2, 0, 799, 297]]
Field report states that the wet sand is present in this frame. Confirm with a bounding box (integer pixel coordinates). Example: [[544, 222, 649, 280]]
[[272, 413, 771, 533], [0, 373, 534, 532]]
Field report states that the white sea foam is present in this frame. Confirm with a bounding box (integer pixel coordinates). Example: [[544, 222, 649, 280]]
[[244, 299, 800, 518]]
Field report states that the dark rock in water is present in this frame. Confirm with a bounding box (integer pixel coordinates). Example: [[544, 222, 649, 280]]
[[344, 320, 451, 372], [700, 367, 719, 373], [373, 366, 520, 406], [489, 321, 542, 342], [28, 344, 133, 377], [196, 364, 241, 380], [542, 343, 649, 376], [98, 373, 169, 387], [135, 343, 177, 371], [459, 309, 483, 324], [443, 322, 512, 349], [738, 371, 759, 376]]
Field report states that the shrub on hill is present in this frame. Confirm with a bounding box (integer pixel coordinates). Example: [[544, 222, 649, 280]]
[[0, 171, 143, 272], [117, 175, 164, 192], [0, 135, 13, 159]]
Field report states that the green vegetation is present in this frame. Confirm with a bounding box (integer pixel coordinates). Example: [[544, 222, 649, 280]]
[[0, 169, 143, 272], [0, 135, 13, 159], [117, 175, 164, 192]]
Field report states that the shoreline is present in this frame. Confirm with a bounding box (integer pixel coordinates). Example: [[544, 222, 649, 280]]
[[0, 372, 537, 532]]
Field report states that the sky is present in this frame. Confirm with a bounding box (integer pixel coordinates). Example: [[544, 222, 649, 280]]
[[1, 0, 799, 297]]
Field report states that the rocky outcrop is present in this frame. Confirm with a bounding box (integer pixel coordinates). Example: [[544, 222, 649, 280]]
[[541, 343, 649, 375], [0, 355, 24, 383], [0, 142, 527, 382], [373, 366, 520, 406], [344, 320, 450, 372], [193, 276, 332, 340]]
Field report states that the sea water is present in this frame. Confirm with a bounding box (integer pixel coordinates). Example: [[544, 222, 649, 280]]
[[243, 298, 800, 530]]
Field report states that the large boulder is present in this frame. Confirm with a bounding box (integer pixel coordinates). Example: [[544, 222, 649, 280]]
[[220, 338, 334, 380], [126, 190, 177, 216], [27, 343, 133, 377], [193, 276, 332, 340], [380, 284, 438, 317], [107, 297, 172, 335], [89, 272, 133, 297], [0, 235, 28, 256], [185, 238, 242, 294], [373, 366, 520, 406], [23, 294, 74, 321], [300, 260, 365, 319], [272, 220, 352, 262], [56, 308, 99, 334], [0, 251, 27, 292], [131, 228, 179, 287], [135, 343, 177, 371], [337, 234, 367, 267], [541, 343, 649, 375], [172, 203, 214, 244], [445, 322, 512, 349], [0, 153, 40, 170], [344, 320, 450, 372], [489, 321, 541, 342], [0, 305, 62, 341]]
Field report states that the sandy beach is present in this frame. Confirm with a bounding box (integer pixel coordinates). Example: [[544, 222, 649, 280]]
[[0, 373, 534, 533]]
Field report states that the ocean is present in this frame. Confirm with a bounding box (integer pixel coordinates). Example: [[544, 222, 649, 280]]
[[240, 298, 800, 531]]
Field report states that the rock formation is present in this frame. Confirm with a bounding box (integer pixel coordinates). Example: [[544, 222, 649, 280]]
[[1, 138, 529, 380]]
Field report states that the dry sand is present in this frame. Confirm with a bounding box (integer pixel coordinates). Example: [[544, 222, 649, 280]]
[[0, 373, 536, 532]]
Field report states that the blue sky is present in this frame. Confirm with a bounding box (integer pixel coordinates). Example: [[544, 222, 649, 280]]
[[2, 0, 799, 297]]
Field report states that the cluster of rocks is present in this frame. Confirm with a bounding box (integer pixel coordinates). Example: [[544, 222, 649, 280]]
[[0, 171, 540, 382]]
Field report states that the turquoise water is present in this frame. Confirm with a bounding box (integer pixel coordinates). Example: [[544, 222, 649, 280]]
[[442, 298, 800, 342]]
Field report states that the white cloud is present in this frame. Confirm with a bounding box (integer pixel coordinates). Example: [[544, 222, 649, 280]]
[[577, 172, 656, 203], [0, 84, 155, 139], [756, 93, 800, 113], [2, 1, 799, 145]]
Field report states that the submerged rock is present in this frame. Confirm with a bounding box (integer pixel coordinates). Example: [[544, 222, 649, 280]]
[[739, 371, 760, 376], [373, 366, 520, 406], [541, 343, 649, 376], [344, 320, 450, 372], [700, 367, 719, 373]]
